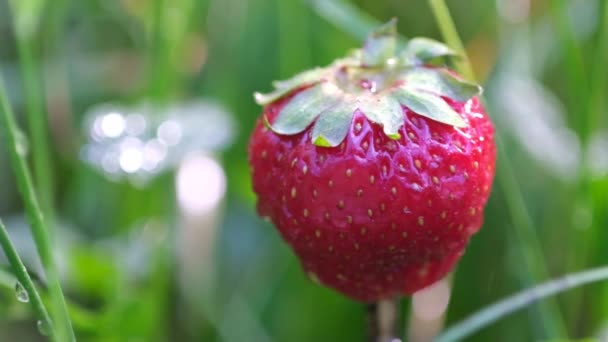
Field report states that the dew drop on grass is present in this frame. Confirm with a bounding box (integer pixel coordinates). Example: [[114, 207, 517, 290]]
[[15, 130, 29, 157], [37, 320, 51, 336], [15, 282, 29, 303]]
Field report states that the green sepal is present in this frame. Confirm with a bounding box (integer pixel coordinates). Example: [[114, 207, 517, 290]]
[[361, 18, 397, 67], [391, 88, 467, 128], [400, 37, 458, 66], [357, 95, 403, 139], [254, 68, 327, 105], [264, 82, 343, 135], [312, 102, 356, 147], [401, 68, 481, 102]]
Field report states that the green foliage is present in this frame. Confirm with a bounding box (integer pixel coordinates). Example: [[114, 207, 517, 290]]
[[0, 0, 606, 341]]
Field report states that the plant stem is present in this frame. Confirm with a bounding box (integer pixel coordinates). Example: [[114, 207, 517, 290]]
[[149, 0, 170, 103], [435, 266, 608, 342], [589, 0, 608, 133], [15, 36, 55, 220], [0, 75, 76, 341], [0, 219, 55, 340], [427, 0, 475, 81], [548, 0, 588, 141], [427, 0, 567, 337], [366, 299, 400, 342]]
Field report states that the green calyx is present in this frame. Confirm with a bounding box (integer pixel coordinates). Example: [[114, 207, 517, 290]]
[[254, 19, 482, 147]]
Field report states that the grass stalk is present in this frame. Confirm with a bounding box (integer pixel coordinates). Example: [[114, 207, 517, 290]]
[[427, 0, 567, 337], [0, 219, 55, 340], [0, 75, 75, 341], [548, 0, 588, 140], [435, 266, 608, 342], [427, 0, 475, 81], [11, 7, 56, 224]]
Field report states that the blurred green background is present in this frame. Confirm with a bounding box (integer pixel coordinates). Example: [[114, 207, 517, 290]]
[[0, 0, 607, 341]]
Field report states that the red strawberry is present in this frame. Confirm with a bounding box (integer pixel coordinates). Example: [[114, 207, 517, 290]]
[[248, 20, 495, 302]]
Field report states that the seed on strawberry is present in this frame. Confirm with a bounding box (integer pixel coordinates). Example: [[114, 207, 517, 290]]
[[248, 20, 495, 302]]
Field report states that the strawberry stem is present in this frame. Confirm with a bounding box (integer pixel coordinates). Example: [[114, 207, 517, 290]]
[[366, 298, 400, 342]]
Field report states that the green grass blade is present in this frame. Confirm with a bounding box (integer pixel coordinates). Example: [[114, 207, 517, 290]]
[[0, 74, 76, 341], [426, 0, 568, 338], [434, 266, 608, 342], [0, 219, 55, 340], [427, 0, 475, 81]]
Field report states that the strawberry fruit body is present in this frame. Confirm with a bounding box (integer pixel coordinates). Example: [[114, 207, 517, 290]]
[[248, 20, 496, 302]]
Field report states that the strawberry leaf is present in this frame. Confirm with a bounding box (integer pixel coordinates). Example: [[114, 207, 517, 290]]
[[401, 37, 457, 66], [391, 88, 466, 128], [255, 68, 328, 105], [357, 95, 403, 139], [265, 83, 343, 135], [312, 102, 356, 147], [402, 68, 481, 102], [361, 18, 397, 67]]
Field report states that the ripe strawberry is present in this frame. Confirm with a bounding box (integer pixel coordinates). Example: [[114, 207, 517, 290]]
[[248, 20, 495, 302]]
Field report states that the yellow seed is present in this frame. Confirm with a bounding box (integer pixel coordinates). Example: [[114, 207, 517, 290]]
[[355, 123, 362, 132], [328, 245, 334, 253], [363, 141, 369, 150], [303, 209, 309, 217], [337, 273, 346, 280], [315, 230, 321, 238], [347, 216, 353, 224], [325, 212, 330, 220], [370, 175, 375, 184], [391, 223, 397, 229], [433, 176, 439, 184], [391, 187, 397, 195], [261, 150, 267, 158], [450, 165, 456, 173], [357, 189, 364, 197], [415, 159, 422, 169], [473, 161, 479, 169], [313, 189, 318, 198], [402, 231, 408, 238], [291, 187, 297, 198], [408, 132, 415, 139], [441, 211, 447, 219], [418, 216, 425, 226], [354, 243, 360, 250], [361, 227, 367, 235], [470, 207, 476, 215], [302, 165, 308, 174], [328, 180, 334, 188], [389, 245, 395, 251], [337, 200, 345, 209], [380, 203, 386, 211], [346, 169, 352, 177], [291, 158, 298, 168], [368, 209, 373, 217]]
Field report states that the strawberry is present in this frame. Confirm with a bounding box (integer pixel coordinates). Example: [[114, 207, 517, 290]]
[[248, 20, 495, 302]]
